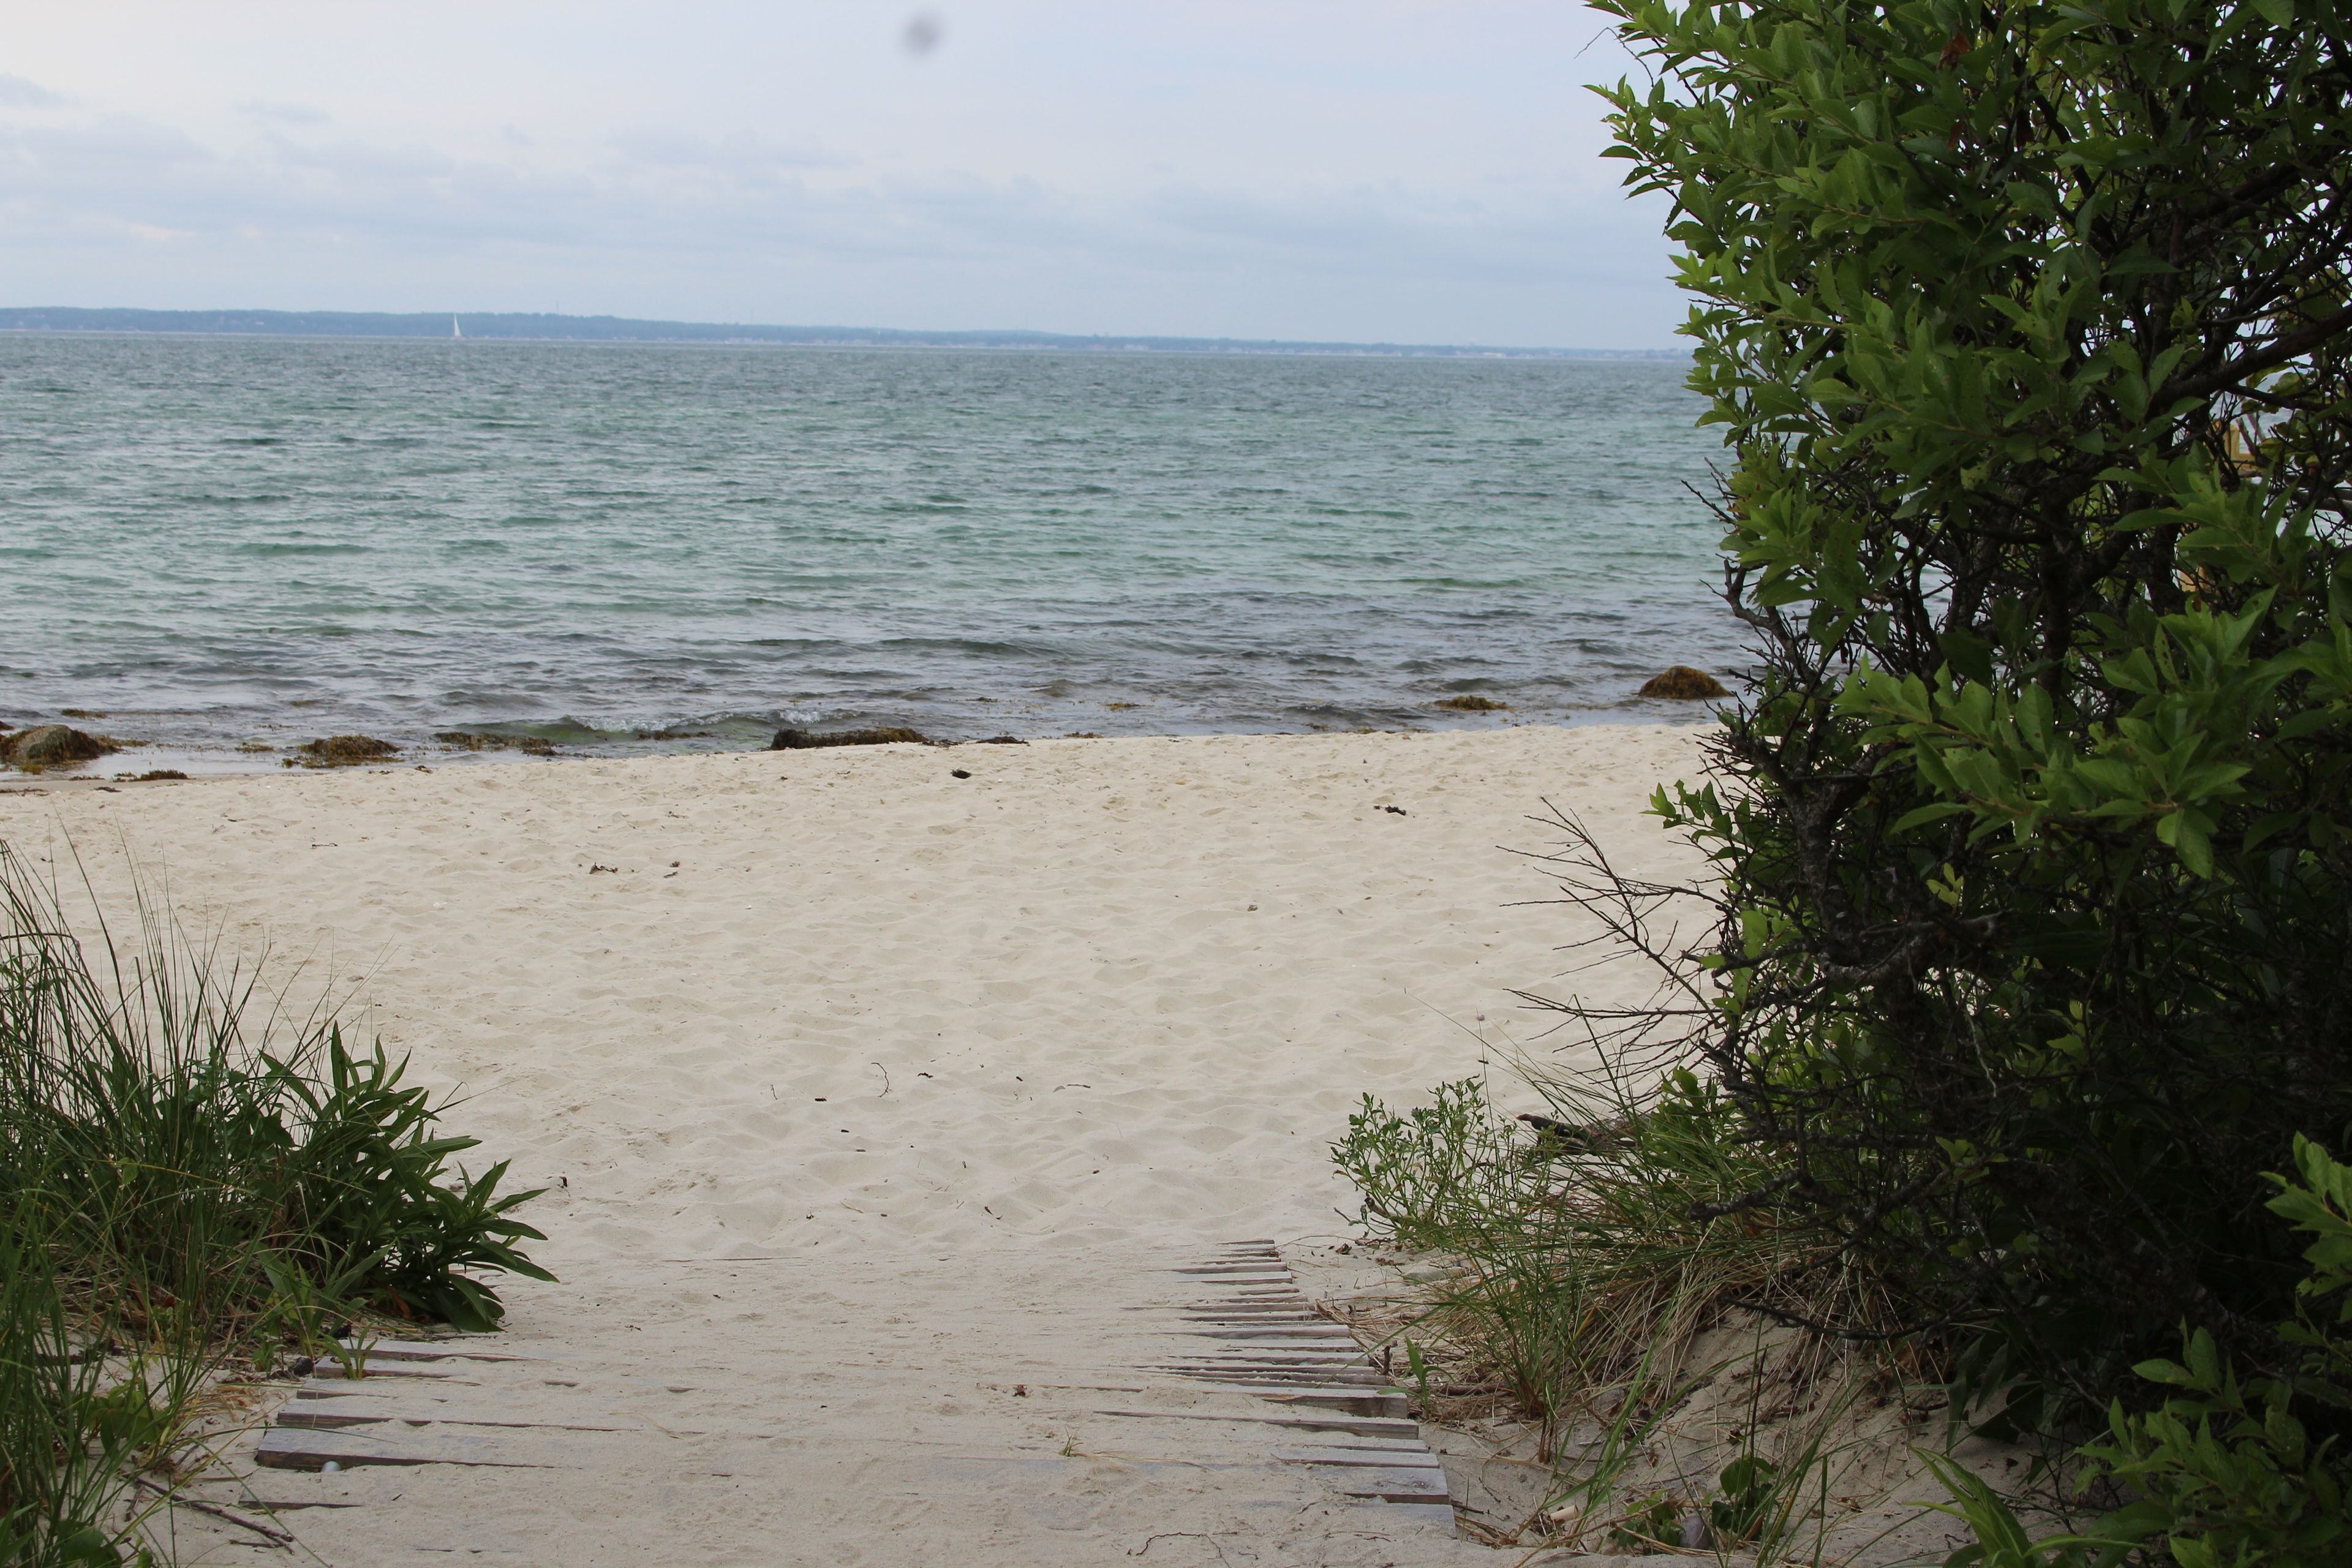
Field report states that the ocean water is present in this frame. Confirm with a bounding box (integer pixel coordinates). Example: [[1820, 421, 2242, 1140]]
[[0, 333, 1738, 770]]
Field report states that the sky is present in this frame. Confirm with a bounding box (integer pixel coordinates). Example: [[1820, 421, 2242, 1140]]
[[0, 3, 1681, 349]]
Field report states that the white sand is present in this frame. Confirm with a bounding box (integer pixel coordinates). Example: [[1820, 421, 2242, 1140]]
[[1, 725, 1710, 1566]]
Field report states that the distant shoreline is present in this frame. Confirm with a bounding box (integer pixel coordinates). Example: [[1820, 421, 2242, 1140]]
[[0, 306, 1683, 361]]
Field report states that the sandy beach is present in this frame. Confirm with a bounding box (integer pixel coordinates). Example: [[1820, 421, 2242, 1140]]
[[1, 724, 1710, 1566]]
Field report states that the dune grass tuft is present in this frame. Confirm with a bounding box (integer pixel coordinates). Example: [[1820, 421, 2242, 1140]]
[[0, 843, 551, 1566]]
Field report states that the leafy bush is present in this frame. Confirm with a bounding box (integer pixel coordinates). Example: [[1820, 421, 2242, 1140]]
[[1586, 0, 2352, 1420], [1930, 1137, 2352, 1567]]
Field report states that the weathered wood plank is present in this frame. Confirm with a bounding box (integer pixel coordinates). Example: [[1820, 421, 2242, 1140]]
[[1188, 1383, 1408, 1417], [276, 1396, 635, 1433], [1172, 1265, 1294, 1278], [1325, 1467, 1450, 1504], [1153, 1366, 1389, 1386], [1272, 1445, 1441, 1468], [254, 1425, 570, 1471], [1094, 1408, 1422, 1440], [337, 1338, 540, 1364]]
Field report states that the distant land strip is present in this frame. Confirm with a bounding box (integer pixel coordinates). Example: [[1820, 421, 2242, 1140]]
[[0, 307, 1681, 360]]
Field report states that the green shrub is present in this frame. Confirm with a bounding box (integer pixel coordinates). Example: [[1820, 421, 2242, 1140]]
[[1589, 0, 2352, 1421], [1931, 1137, 2352, 1567]]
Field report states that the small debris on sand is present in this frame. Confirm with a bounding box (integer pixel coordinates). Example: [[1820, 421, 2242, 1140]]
[[1638, 665, 1730, 699], [951, 769, 973, 779], [769, 726, 930, 750]]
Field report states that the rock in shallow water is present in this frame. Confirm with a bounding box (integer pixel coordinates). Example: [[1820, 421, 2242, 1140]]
[[4, 725, 118, 769], [1637, 665, 1730, 699]]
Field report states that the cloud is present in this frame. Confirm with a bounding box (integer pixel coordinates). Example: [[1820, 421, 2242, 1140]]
[[606, 129, 854, 177], [0, 5, 1686, 347], [239, 99, 330, 126], [0, 74, 62, 108]]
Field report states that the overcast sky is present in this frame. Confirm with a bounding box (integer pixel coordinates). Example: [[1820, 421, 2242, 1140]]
[[0, 3, 1678, 349]]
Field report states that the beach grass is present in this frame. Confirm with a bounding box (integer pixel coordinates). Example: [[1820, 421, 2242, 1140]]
[[1333, 1063, 1920, 1553], [0, 843, 551, 1566]]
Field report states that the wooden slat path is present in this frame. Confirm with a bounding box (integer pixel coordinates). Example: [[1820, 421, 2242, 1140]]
[[227, 1246, 1460, 1556], [254, 1338, 631, 1473], [1109, 1240, 1455, 1529]]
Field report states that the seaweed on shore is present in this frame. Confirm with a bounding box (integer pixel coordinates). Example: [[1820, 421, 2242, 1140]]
[[767, 726, 931, 750], [292, 734, 400, 766], [435, 731, 556, 756]]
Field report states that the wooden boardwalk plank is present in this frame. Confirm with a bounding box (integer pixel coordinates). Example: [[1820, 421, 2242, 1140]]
[[1328, 1468, 1450, 1505], [1271, 1446, 1441, 1467], [255, 1425, 575, 1472]]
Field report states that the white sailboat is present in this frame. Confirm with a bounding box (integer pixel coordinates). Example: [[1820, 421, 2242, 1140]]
[[452, 315, 462, 339]]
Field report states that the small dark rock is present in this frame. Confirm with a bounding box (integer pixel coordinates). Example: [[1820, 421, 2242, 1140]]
[[1638, 665, 1730, 699], [769, 726, 930, 750], [288, 1356, 315, 1378], [4, 725, 119, 769], [951, 768, 973, 779], [1433, 694, 1508, 712], [298, 735, 400, 766]]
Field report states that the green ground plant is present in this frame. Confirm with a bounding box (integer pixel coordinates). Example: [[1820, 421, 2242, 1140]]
[[1335, 1066, 1888, 1548], [0, 844, 553, 1565]]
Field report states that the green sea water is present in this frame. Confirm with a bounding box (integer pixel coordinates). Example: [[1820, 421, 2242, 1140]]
[[0, 332, 1737, 766]]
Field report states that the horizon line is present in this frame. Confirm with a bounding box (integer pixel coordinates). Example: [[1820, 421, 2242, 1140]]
[[0, 306, 1687, 361]]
